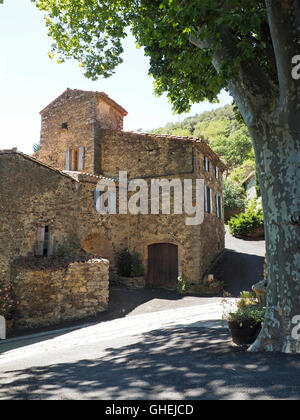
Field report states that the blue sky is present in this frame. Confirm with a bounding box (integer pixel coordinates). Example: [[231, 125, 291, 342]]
[[0, 0, 232, 155]]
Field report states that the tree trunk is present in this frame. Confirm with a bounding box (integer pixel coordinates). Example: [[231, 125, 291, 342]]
[[248, 117, 300, 353]]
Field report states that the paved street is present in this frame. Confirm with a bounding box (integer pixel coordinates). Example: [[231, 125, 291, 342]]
[[1, 229, 298, 400], [0, 302, 300, 400]]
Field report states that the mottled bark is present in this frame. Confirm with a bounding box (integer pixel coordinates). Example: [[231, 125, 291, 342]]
[[190, 0, 300, 353], [248, 118, 300, 353]]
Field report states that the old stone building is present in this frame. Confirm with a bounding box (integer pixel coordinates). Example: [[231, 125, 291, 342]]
[[1, 88, 226, 330]]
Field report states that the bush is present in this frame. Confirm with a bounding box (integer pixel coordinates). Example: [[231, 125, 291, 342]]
[[117, 250, 145, 278], [228, 199, 264, 237], [0, 266, 14, 319], [228, 209, 264, 237], [224, 179, 246, 212]]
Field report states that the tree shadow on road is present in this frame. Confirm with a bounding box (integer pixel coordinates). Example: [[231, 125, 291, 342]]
[[1, 327, 300, 400]]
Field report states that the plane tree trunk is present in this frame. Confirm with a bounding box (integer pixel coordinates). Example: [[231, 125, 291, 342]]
[[190, 0, 300, 352], [248, 117, 300, 353]]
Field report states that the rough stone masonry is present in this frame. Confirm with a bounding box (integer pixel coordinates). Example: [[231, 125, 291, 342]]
[[0, 88, 226, 331]]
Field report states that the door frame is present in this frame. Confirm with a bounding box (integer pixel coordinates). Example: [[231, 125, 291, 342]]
[[144, 240, 183, 285]]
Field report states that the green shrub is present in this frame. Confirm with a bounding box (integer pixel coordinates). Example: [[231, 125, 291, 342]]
[[117, 250, 132, 277], [226, 304, 265, 326], [177, 276, 191, 294], [130, 252, 145, 277], [228, 201, 264, 237], [117, 250, 144, 278], [224, 179, 246, 212]]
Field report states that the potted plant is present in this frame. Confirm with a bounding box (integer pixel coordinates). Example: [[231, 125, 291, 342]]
[[223, 292, 265, 346]]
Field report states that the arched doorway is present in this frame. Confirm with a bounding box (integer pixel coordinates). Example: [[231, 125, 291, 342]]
[[147, 243, 178, 290]]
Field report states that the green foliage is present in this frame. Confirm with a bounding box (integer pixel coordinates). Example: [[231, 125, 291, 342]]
[[228, 199, 264, 237], [226, 304, 265, 326], [152, 104, 254, 169], [130, 252, 145, 277], [177, 276, 191, 294], [117, 249, 132, 277], [237, 291, 257, 310], [223, 292, 265, 326], [117, 249, 144, 278], [0, 266, 14, 319], [34, 0, 275, 113], [230, 159, 256, 184], [224, 179, 246, 212]]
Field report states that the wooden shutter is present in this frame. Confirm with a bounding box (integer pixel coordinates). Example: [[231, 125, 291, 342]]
[[218, 195, 222, 219], [94, 190, 100, 212], [78, 147, 85, 171], [65, 150, 71, 171], [36, 226, 45, 256]]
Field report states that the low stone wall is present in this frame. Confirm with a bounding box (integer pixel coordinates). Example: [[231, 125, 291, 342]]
[[11, 257, 109, 330]]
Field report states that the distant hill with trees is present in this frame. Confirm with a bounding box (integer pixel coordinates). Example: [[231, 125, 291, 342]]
[[151, 104, 255, 173]]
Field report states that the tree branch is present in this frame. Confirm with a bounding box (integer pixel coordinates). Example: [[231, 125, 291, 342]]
[[265, 0, 300, 109], [190, 25, 278, 128]]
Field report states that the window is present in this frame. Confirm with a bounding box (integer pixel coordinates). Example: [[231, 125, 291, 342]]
[[36, 226, 50, 257], [65, 147, 85, 171], [61, 122, 68, 130], [215, 166, 219, 179], [204, 156, 210, 172], [204, 185, 212, 213], [216, 193, 223, 219]]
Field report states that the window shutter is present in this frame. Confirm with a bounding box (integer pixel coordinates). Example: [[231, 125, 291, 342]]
[[36, 226, 45, 256], [78, 147, 85, 171], [65, 150, 71, 171], [94, 190, 100, 212], [219, 196, 222, 219], [216, 193, 219, 217], [204, 184, 207, 212], [209, 188, 212, 214]]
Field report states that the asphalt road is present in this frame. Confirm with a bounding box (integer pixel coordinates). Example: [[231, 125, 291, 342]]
[[2, 229, 294, 401]]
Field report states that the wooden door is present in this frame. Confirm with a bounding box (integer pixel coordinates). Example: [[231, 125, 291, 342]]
[[147, 243, 178, 289]]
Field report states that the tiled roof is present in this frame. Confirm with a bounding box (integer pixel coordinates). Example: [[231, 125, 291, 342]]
[[40, 88, 128, 116], [112, 130, 227, 171], [0, 150, 79, 182]]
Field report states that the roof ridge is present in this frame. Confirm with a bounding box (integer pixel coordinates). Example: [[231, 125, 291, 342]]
[[40, 88, 128, 116], [0, 150, 79, 181]]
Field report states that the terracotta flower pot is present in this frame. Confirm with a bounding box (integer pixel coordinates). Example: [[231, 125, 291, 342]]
[[228, 320, 262, 346]]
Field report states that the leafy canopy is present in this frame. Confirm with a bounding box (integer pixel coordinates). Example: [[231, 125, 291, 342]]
[[32, 0, 273, 113], [152, 104, 254, 169]]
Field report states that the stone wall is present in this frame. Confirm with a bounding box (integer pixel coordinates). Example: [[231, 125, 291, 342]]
[[97, 130, 195, 179], [35, 89, 126, 174], [36, 89, 96, 173], [0, 151, 82, 263], [11, 257, 109, 329]]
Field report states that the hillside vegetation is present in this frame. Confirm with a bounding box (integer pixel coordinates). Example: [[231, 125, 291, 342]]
[[151, 105, 255, 174]]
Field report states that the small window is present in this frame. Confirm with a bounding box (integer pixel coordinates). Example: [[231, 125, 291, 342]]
[[215, 166, 219, 179], [36, 226, 50, 257], [65, 147, 85, 171], [204, 185, 212, 213], [204, 156, 210, 172], [62, 122, 68, 130], [216, 194, 222, 219]]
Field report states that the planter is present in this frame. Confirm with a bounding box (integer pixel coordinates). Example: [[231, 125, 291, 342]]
[[228, 320, 261, 346]]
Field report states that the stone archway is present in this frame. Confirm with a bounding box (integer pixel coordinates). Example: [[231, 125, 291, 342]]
[[81, 230, 114, 262]]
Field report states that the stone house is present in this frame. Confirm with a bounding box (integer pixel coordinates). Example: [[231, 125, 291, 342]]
[[0, 88, 226, 329]]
